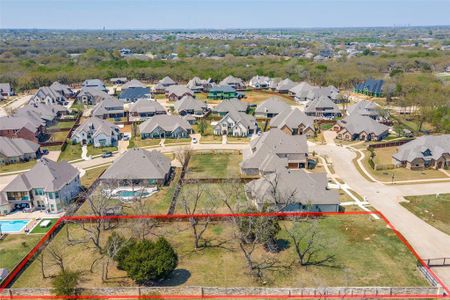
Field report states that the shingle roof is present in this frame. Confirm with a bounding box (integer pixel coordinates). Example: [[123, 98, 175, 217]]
[[82, 79, 106, 89], [220, 75, 244, 86], [246, 168, 339, 206], [347, 100, 380, 117], [159, 76, 177, 86], [92, 97, 124, 117], [209, 85, 236, 93], [255, 97, 290, 115], [32, 86, 62, 102], [214, 98, 248, 114], [0, 116, 38, 132], [174, 96, 207, 113], [3, 158, 79, 192], [249, 75, 271, 86], [269, 108, 314, 131], [221, 110, 257, 131], [276, 78, 297, 92], [139, 115, 192, 134], [166, 85, 194, 98], [121, 79, 146, 89], [0, 137, 40, 158], [100, 148, 171, 181], [0, 83, 12, 94], [73, 117, 119, 140], [336, 114, 389, 136], [304, 96, 340, 114], [393, 135, 450, 163], [50, 81, 73, 95], [129, 99, 166, 114]]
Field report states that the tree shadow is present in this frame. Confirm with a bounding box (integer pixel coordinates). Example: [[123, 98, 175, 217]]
[[154, 269, 191, 286], [276, 238, 290, 252]]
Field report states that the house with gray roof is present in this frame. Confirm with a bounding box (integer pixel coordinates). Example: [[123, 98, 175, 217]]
[[119, 87, 151, 103], [71, 117, 120, 147], [288, 82, 313, 98], [187, 77, 212, 92], [174, 96, 208, 116], [255, 97, 290, 118], [166, 85, 194, 101], [100, 148, 172, 186], [15, 103, 68, 127], [82, 79, 108, 92], [1, 158, 81, 214], [0, 116, 44, 143], [0, 137, 41, 165], [153, 76, 177, 94], [214, 110, 257, 137], [0, 83, 14, 97], [276, 78, 297, 94], [220, 75, 245, 90], [347, 100, 381, 120], [139, 115, 192, 139], [245, 168, 339, 212], [249, 75, 271, 89], [50, 81, 74, 98], [77, 87, 111, 105], [334, 114, 389, 142], [121, 79, 146, 90], [92, 97, 125, 119], [129, 99, 166, 122], [213, 98, 249, 116], [392, 135, 450, 170], [29, 86, 67, 106], [240, 129, 309, 176], [269, 108, 315, 137], [268, 78, 281, 91], [305, 96, 341, 119]]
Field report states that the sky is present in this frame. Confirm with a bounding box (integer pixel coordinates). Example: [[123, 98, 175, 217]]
[[0, 0, 449, 30]]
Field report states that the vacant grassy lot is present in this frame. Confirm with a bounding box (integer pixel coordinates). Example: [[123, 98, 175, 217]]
[[186, 153, 241, 179], [0, 160, 37, 173], [401, 194, 450, 235], [243, 91, 297, 106], [14, 215, 427, 288], [0, 234, 43, 272], [81, 166, 109, 188]]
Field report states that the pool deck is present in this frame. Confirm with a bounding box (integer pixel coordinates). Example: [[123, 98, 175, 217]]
[[0, 211, 63, 234]]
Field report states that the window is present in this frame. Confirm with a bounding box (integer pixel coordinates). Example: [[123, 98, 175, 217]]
[[34, 188, 44, 196]]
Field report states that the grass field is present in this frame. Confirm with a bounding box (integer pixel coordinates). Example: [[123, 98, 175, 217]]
[[0, 160, 37, 173], [49, 131, 69, 142], [13, 215, 427, 288], [164, 138, 191, 145], [185, 153, 241, 179], [30, 219, 58, 234], [243, 91, 297, 106], [58, 143, 82, 162], [401, 193, 450, 235], [81, 166, 109, 188], [87, 145, 118, 156], [129, 137, 162, 148], [0, 234, 43, 272], [48, 121, 75, 130]]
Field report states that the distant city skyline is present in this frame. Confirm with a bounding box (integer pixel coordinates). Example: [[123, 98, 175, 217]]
[[1, 0, 449, 30]]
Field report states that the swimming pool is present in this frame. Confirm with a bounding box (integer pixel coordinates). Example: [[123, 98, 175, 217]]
[[103, 187, 158, 201], [0, 220, 30, 233], [115, 190, 150, 198]]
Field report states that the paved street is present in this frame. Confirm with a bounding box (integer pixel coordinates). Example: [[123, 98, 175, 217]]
[[0, 95, 32, 116]]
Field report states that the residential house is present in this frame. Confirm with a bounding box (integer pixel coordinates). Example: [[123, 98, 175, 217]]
[[1, 158, 81, 214], [304, 96, 341, 119], [268, 78, 281, 91], [129, 99, 166, 122], [208, 85, 240, 100], [153, 76, 177, 93], [289, 82, 313, 99], [269, 108, 315, 137], [347, 100, 381, 120], [0, 137, 41, 165], [240, 129, 309, 176], [220, 75, 245, 90], [15, 103, 68, 127], [213, 98, 249, 116], [245, 168, 339, 212], [76, 87, 111, 105], [139, 115, 192, 139], [121, 79, 146, 89], [92, 97, 125, 119], [166, 85, 194, 101], [354, 79, 384, 97], [100, 148, 172, 186], [333, 114, 389, 141], [255, 97, 290, 118], [214, 110, 257, 137], [71, 117, 120, 147], [0, 83, 14, 97], [29, 86, 67, 105], [174, 95, 208, 116], [50, 81, 74, 98], [0, 116, 44, 143], [119, 87, 151, 102], [110, 77, 128, 85], [248, 75, 271, 89], [82, 79, 108, 92], [392, 135, 450, 170], [276, 78, 297, 94], [187, 77, 212, 92]]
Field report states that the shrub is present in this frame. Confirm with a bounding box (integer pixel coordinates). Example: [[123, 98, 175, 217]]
[[52, 270, 80, 296]]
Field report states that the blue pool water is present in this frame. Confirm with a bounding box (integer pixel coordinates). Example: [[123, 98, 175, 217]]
[[0, 220, 30, 233], [115, 190, 150, 198]]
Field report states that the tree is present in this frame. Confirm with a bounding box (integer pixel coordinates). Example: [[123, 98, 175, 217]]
[[52, 270, 81, 296], [115, 237, 178, 284], [175, 146, 192, 168], [197, 119, 208, 135]]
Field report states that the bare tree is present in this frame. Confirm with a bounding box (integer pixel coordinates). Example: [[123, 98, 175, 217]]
[[46, 244, 66, 274], [36, 252, 47, 279], [175, 146, 192, 169]]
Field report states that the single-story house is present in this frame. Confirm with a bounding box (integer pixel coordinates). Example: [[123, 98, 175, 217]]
[[77, 87, 111, 105], [166, 85, 194, 101], [29, 86, 67, 106], [100, 148, 172, 186], [269, 108, 315, 137], [304, 96, 341, 119], [187, 77, 212, 92], [219, 75, 246, 90], [213, 98, 249, 116], [208, 85, 240, 100], [153, 76, 177, 93], [354, 79, 384, 97], [174, 95, 208, 116], [92, 97, 125, 119], [0, 116, 45, 143], [0, 137, 41, 165], [15, 103, 68, 127], [50, 81, 74, 98], [214, 109, 257, 137], [347, 100, 381, 120], [245, 168, 339, 212], [268, 78, 281, 91], [333, 114, 390, 142], [248, 75, 271, 89], [139, 115, 193, 139], [129, 99, 166, 122], [71, 117, 120, 147], [240, 129, 309, 176], [82, 79, 108, 92], [276, 78, 297, 94], [255, 97, 290, 118], [121, 79, 146, 90], [119, 87, 151, 102], [1, 158, 81, 214], [392, 135, 450, 170]]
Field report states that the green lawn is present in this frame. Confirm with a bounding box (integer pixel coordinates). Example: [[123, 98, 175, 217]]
[[227, 136, 251, 143], [58, 143, 82, 162], [50, 131, 69, 142], [243, 90, 297, 106], [186, 153, 241, 179], [0, 234, 43, 272], [81, 165, 109, 188], [129, 137, 162, 148], [401, 194, 450, 235], [30, 219, 58, 234], [13, 215, 427, 288], [48, 121, 75, 130], [87, 145, 118, 156], [0, 160, 37, 173], [164, 138, 191, 145], [199, 135, 222, 144]]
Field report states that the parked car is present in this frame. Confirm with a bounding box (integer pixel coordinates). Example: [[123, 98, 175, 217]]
[[122, 135, 130, 141], [41, 149, 49, 155], [102, 152, 113, 158], [192, 137, 198, 144]]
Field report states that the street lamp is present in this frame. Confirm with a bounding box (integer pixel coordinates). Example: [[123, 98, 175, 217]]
[[391, 173, 395, 184]]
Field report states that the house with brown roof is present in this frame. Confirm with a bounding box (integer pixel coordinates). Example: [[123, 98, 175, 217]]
[[0, 116, 45, 143], [333, 114, 390, 142], [0, 137, 41, 165]]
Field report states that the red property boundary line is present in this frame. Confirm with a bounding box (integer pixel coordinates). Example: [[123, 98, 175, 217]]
[[0, 210, 448, 299]]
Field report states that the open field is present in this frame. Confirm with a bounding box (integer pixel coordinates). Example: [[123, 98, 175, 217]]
[[81, 166, 109, 188], [0, 234, 43, 272], [185, 153, 241, 179], [58, 143, 82, 162], [243, 91, 297, 106], [0, 160, 37, 173], [401, 193, 450, 235], [13, 215, 428, 288], [129, 137, 161, 148]]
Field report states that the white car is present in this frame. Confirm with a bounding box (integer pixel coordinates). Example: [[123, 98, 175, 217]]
[[192, 137, 198, 144]]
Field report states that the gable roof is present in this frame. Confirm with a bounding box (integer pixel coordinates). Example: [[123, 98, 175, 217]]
[[139, 115, 192, 133], [393, 135, 450, 163], [121, 79, 146, 89], [3, 158, 79, 192], [77, 87, 111, 101], [305, 96, 340, 114], [269, 108, 314, 130], [73, 117, 119, 139], [337, 114, 389, 136], [32, 86, 62, 102], [289, 82, 313, 95], [100, 148, 171, 181], [174, 96, 207, 113], [347, 100, 380, 117], [92, 97, 124, 117], [255, 97, 290, 115], [214, 98, 248, 114], [166, 85, 194, 98], [0, 116, 39, 133], [159, 76, 177, 86], [209, 85, 236, 93], [220, 110, 257, 131], [15, 103, 67, 127], [50, 81, 73, 95], [129, 99, 166, 114], [276, 78, 297, 92], [119, 87, 151, 101], [355, 79, 384, 95], [0, 137, 40, 158], [220, 75, 244, 86]]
